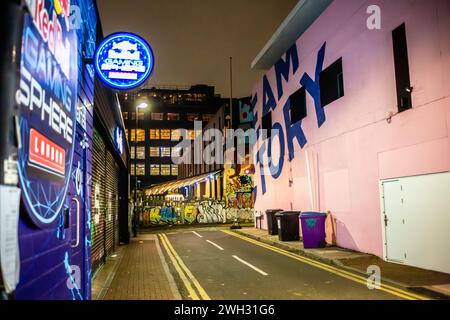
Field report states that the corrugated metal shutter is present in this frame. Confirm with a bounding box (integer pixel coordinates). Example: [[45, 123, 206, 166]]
[[91, 129, 105, 272], [91, 129, 119, 272], [105, 149, 119, 257]]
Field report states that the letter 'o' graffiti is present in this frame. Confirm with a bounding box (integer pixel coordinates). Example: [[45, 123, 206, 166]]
[[268, 122, 285, 179]]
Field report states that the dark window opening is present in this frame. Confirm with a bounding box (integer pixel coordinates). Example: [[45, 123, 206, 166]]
[[392, 23, 412, 112], [319, 58, 344, 107], [262, 112, 272, 139], [290, 87, 307, 124]]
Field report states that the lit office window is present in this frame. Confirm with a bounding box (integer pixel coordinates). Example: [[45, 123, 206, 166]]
[[161, 165, 171, 176], [149, 147, 160, 157], [171, 165, 178, 176], [131, 112, 145, 120], [131, 163, 145, 176], [167, 113, 180, 121], [151, 113, 164, 120], [160, 147, 171, 157], [161, 129, 171, 140], [130, 129, 145, 142], [202, 114, 213, 122], [125, 129, 129, 141], [171, 147, 181, 158], [187, 113, 199, 121], [150, 129, 160, 140], [150, 164, 160, 176], [130, 146, 145, 160], [187, 130, 199, 140], [122, 112, 128, 120], [171, 129, 181, 141]]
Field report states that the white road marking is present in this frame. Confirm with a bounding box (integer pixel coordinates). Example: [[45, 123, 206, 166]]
[[192, 231, 203, 238], [232, 255, 268, 276], [206, 240, 224, 251]]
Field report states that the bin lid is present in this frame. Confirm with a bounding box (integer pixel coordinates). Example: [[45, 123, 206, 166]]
[[275, 211, 300, 217], [300, 212, 327, 218], [266, 209, 283, 214]]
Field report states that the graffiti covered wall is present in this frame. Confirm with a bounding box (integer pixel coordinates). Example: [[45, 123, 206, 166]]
[[141, 199, 255, 226], [224, 164, 254, 210]]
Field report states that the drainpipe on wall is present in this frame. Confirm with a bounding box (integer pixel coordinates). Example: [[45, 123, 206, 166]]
[[305, 150, 315, 212]]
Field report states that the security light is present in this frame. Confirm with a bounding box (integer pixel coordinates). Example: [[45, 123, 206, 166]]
[[137, 102, 148, 109]]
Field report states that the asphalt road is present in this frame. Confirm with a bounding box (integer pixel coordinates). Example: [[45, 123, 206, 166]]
[[160, 229, 414, 300]]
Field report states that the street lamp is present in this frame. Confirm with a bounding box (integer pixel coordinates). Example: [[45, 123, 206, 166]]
[[133, 101, 148, 237]]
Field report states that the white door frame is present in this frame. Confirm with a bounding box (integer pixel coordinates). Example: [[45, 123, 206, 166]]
[[379, 179, 401, 263]]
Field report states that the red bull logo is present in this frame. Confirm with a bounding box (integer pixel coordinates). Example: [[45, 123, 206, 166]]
[[31, 0, 72, 78]]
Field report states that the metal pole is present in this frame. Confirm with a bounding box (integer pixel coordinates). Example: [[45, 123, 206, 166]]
[[133, 105, 138, 237], [229, 56, 233, 129]]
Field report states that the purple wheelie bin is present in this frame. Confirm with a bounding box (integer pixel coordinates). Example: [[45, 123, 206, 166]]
[[300, 212, 327, 249]]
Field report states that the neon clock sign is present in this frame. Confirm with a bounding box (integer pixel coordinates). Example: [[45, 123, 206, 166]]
[[94, 32, 155, 90]]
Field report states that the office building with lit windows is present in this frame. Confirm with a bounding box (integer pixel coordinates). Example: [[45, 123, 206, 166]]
[[118, 84, 222, 189]]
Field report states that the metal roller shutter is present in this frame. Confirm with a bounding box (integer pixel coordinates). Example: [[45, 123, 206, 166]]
[[91, 129, 120, 272], [105, 149, 119, 256]]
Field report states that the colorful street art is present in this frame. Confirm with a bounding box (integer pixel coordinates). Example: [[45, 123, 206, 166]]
[[184, 205, 198, 224], [225, 164, 255, 209], [141, 200, 255, 226], [197, 200, 226, 224], [140, 165, 256, 226], [142, 207, 178, 226]]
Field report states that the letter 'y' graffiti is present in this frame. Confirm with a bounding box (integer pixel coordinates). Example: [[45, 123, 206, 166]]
[[300, 42, 327, 128]]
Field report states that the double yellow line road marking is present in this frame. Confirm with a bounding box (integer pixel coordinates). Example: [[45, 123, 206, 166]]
[[158, 233, 210, 300], [222, 230, 428, 300], [159, 230, 428, 301]]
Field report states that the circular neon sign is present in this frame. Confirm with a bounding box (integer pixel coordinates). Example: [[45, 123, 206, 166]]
[[95, 32, 154, 90]]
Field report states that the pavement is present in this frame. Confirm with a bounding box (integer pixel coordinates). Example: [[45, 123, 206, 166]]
[[233, 227, 450, 299], [92, 234, 181, 300]]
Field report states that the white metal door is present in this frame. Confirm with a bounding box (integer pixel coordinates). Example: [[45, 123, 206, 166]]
[[382, 180, 406, 263]]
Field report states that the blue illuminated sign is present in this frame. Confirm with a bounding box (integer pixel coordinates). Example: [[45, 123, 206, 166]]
[[95, 32, 154, 90], [114, 127, 124, 155], [16, 6, 78, 228]]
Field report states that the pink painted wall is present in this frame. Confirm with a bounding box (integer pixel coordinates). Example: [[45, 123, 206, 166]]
[[252, 0, 450, 257]]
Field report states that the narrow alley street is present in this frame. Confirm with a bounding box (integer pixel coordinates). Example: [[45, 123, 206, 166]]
[[94, 227, 430, 301], [2, 0, 450, 313]]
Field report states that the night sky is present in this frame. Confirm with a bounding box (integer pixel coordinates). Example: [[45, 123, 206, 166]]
[[96, 0, 298, 98]]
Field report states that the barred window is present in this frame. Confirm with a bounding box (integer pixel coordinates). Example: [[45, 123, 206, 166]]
[[149, 147, 160, 157], [130, 129, 145, 142], [160, 147, 171, 157], [130, 146, 145, 160], [161, 129, 171, 140], [150, 129, 160, 140], [161, 165, 171, 176], [150, 164, 160, 176]]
